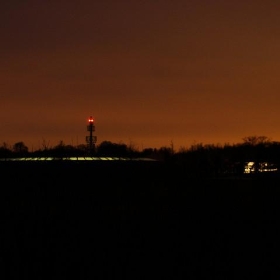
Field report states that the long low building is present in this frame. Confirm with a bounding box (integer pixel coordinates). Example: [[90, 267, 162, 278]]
[[0, 156, 158, 161]]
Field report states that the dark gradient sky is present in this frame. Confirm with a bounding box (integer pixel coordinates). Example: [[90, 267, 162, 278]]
[[1, 0, 280, 151]]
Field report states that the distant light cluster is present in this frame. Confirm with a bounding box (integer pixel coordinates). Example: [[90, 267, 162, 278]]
[[244, 162, 278, 173]]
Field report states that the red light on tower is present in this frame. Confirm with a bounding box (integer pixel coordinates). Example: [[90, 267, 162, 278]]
[[88, 116, 94, 123]]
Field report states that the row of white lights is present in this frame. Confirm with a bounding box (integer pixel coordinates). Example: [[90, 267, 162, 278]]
[[0, 157, 157, 161]]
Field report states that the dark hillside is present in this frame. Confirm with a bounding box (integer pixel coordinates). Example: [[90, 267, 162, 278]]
[[1, 160, 280, 278]]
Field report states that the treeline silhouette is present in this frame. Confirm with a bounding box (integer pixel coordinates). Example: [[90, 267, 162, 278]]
[[1, 135, 280, 177]]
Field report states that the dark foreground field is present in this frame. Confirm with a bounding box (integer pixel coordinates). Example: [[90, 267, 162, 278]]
[[1, 160, 280, 279]]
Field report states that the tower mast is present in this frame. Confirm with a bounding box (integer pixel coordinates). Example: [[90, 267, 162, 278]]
[[86, 116, 97, 154]]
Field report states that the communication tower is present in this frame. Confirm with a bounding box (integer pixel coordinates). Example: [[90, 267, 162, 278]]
[[86, 116, 97, 154]]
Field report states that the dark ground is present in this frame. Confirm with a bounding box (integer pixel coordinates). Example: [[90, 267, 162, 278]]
[[1, 160, 280, 279]]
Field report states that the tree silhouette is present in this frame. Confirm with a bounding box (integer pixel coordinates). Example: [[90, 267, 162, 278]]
[[13, 142, 28, 157]]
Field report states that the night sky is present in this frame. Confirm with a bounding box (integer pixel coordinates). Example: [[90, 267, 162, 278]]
[[1, 0, 280, 151]]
